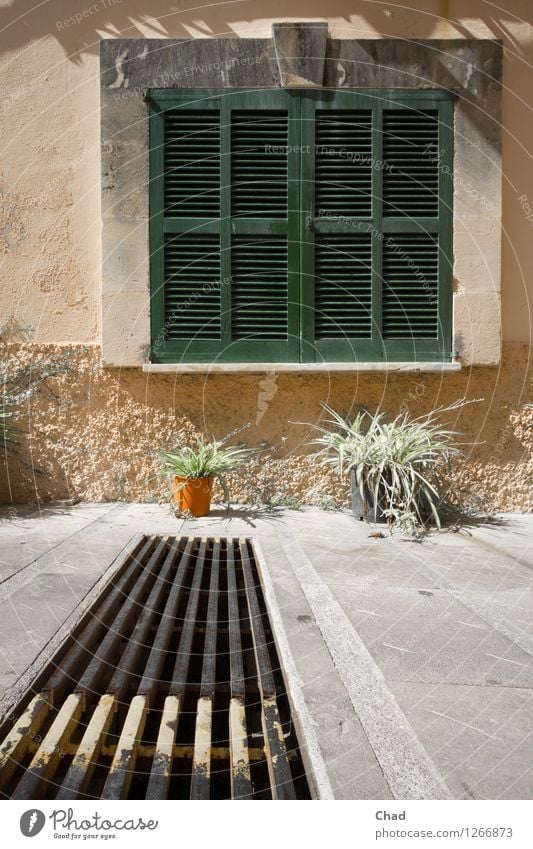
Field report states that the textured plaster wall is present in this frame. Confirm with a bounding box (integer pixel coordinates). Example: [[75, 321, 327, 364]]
[[1, 342, 531, 512], [0, 2, 532, 505]]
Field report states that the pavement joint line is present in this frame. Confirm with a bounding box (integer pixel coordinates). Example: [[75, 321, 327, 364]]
[[485, 653, 533, 669], [276, 528, 452, 801], [253, 539, 335, 800], [0, 503, 123, 601], [417, 560, 533, 663], [466, 532, 533, 571], [388, 678, 533, 690], [424, 709, 504, 742]]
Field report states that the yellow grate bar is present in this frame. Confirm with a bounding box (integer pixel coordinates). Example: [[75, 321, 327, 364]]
[[12, 693, 83, 799], [57, 694, 116, 800]]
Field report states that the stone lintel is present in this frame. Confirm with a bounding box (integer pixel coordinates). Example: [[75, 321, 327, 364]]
[[272, 22, 328, 86]]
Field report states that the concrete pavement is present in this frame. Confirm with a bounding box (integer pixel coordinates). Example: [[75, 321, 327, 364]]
[[0, 502, 532, 799]]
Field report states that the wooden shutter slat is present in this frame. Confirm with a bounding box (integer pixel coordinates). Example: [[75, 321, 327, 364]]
[[382, 234, 439, 339], [231, 236, 288, 340], [382, 109, 440, 218], [315, 109, 372, 219], [163, 234, 221, 340], [231, 111, 288, 219], [163, 110, 220, 218]]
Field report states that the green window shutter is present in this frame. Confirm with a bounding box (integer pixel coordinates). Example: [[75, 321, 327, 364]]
[[150, 89, 299, 363], [225, 94, 299, 362], [231, 236, 289, 340], [300, 90, 453, 363], [150, 89, 453, 364], [231, 111, 288, 218], [380, 96, 453, 360], [164, 110, 220, 217]]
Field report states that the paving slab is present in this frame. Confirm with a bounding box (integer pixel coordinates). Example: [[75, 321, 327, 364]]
[[325, 584, 533, 688], [390, 680, 533, 800], [0, 503, 114, 580]]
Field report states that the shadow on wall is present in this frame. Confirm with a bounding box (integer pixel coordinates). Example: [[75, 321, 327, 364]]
[[0, 0, 532, 61]]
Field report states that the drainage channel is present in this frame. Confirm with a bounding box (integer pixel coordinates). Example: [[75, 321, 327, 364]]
[[0, 535, 312, 800]]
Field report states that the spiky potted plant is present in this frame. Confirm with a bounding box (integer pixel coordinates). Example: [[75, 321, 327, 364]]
[[155, 436, 255, 517], [309, 402, 466, 530]]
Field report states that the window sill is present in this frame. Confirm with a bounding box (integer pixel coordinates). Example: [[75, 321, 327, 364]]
[[142, 362, 461, 374]]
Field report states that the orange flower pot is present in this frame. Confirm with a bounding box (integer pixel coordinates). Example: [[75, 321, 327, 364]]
[[173, 475, 213, 517]]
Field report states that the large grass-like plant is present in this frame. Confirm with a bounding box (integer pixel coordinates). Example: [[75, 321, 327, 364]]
[[156, 436, 256, 480], [310, 402, 466, 528]]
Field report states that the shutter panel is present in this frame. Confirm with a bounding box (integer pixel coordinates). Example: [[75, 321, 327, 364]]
[[231, 111, 288, 218], [164, 111, 220, 217], [378, 98, 452, 359], [231, 236, 288, 340], [150, 89, 300, 362], [163, 234, 221, 340], [222, 90, 300, 361], [300, 90, 452, 363], [382, 234, 439, 339], [315, 110, 372, 218], [382, 109, 439, 217], [314, 235, 372, 339], [150, 93, 223, 362]]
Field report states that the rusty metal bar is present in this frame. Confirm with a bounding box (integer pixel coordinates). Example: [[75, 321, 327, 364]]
[[76, 538, 169, 696], [238, 540, 276, 699], [56, 694, 116, 800], [106, 539, 181, 698], [24, 738, 290, 762], [11, 694, 83, 799], [229, 697, 252, 799], [190, 696, 212, 799], [227, 540, 246, 700], [0, 694, 50, 789], [188, 540, 220, 799], [170, 539, 207, 697], [145, 695, 181, 800], [43, 536, 155, 699], [137, 538, 196, 699], [101, 695, 148, 800], [199, 540, 220, 699]]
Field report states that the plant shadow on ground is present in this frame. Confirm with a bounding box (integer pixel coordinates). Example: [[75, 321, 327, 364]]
[[438, 508, 513, 533], [177, 502, 300, 528], [388, 510, 514, 544]]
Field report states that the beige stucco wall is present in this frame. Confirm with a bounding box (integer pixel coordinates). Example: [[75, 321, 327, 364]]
[[1, 342, 532, 512], [0, 1, 532, 506]]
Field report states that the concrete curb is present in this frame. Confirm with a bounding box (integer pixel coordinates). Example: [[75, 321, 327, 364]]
[[253, 538, 335, 800]]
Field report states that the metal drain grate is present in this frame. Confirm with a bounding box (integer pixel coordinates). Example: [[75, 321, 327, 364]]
[[0, 536, 312, 799]]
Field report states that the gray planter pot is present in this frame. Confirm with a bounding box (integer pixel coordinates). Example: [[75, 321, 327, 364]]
[[350, 469, 388, 523]]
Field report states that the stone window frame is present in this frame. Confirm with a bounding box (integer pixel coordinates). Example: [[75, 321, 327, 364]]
[[100, 25, 503, 370]]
